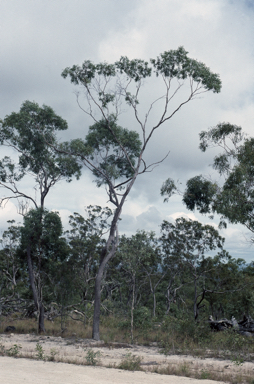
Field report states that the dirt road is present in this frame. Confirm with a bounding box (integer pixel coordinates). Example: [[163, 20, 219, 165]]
[[0, 356, 226, 384], [2, 333, 252, 384]]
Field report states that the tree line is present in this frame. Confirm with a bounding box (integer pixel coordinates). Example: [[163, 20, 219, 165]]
[[1, 209, 253, 338]]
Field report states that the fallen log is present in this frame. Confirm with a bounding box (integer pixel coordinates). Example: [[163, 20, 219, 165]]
[[209, 315, 254, 335], [208, 315, 232, 331]]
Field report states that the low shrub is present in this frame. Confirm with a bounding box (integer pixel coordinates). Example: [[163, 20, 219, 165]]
[[118, 353, 143, 371]]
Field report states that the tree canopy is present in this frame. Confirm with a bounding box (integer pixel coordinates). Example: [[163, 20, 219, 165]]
[[182, 123, 254, 238], [0, 100, 81, 209]]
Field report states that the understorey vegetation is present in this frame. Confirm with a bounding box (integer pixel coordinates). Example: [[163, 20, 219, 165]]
[[0, 212, 254, 339]]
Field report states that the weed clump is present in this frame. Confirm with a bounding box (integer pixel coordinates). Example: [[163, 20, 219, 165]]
[[84, 349, 101, 366], [7, 344, 22, 357], [35, 343, 45, 360], [118, 353, 143, 371]]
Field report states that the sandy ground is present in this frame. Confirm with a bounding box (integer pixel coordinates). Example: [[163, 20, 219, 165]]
[[1, 333, 253, 384], [0, 356, 227, 384]]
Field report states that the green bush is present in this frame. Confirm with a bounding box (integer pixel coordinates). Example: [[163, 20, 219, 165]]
[[133, 307, 152, 329], [7, 344, 22, 357], [118, 353, 143, 371], [85, 349, 101, 366], [35, 343, 45, 360]]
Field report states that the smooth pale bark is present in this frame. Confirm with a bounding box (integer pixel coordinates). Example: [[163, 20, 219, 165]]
[[153, 292, 156, 318], [146, 272, 166, 318], [92, 264, 104, 340], [26, 244, 45, 333], [193, 274, 198, 321], [92, 246, 116, 340], [130, 275, 135, 344], [92, 181, 134, 340]]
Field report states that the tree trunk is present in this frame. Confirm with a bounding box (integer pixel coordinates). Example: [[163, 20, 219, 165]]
[[153, 291, 156, 317], [27, 244, 45, 333], [38, 302, 45, 333], [92, 204, 123, 340], [130, 275, 135, 344], [91, 170, 139, 340], [92, 266, 104, 340], [194, 276, 198, 321]]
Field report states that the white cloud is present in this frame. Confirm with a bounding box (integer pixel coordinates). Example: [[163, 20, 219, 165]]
[[0, 201, 22, 232], [181, 0, 221, 19], [168, 211, 198, 221], [99, 28, 147, 61]]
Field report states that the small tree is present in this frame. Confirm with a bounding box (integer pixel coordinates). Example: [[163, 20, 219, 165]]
[[61, 46, 221, 339], [197, 254, 247, 319], [19, 208, 68, 332], [0, 220, 29, 317], [0, 220, 22, 293], [160, 230, 189, 315], [0, 101, 81, 332], [160, 217, 225, 320], [115, 231, 158, 343], [64, 205, 112, 324]]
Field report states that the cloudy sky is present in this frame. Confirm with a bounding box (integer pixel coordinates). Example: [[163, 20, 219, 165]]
[[1, 0, 254, 261]]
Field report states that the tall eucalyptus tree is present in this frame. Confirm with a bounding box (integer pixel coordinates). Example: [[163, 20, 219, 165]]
[[61, 46, 221, 339]]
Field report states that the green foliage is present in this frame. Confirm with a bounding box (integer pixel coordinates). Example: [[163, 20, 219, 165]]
[[151, 46, 221, 92], [48, 348, 58, 361], [118, 353, 143, 371], [231, 355, 244, 366], [199, 123, 243, 153], [62, 48, 221, 341], [86, 117, 141, 181], [200, 370, 211, 380], [0, 100, 81, 181], [183, 123, 254, 235], [115, 57, 152, 82], [160, 218, 224, 265], [1, 214, 252, 333], [20, 208, 67, 264], [0, 100, 81, 208], [62, 117, 142, 189], [63, 205, 112, 306], [17, 208, 69, 322], [117, 230, 159, 271], [133, 307, 151, 328], [0, 221, 26, 299], [35, 342, 45, 360], [160, 178, 177, 202], [113, 231, 160, 312], [0, 340, 6, 356], [7, 344, 22, 357], [84, 349, 101, 365], [62, 46, 221, 93], [61, 48, 221, 203], [183, 176, 218, 214], [161, 316, 211, 344], [160, 217, 226, 320]]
